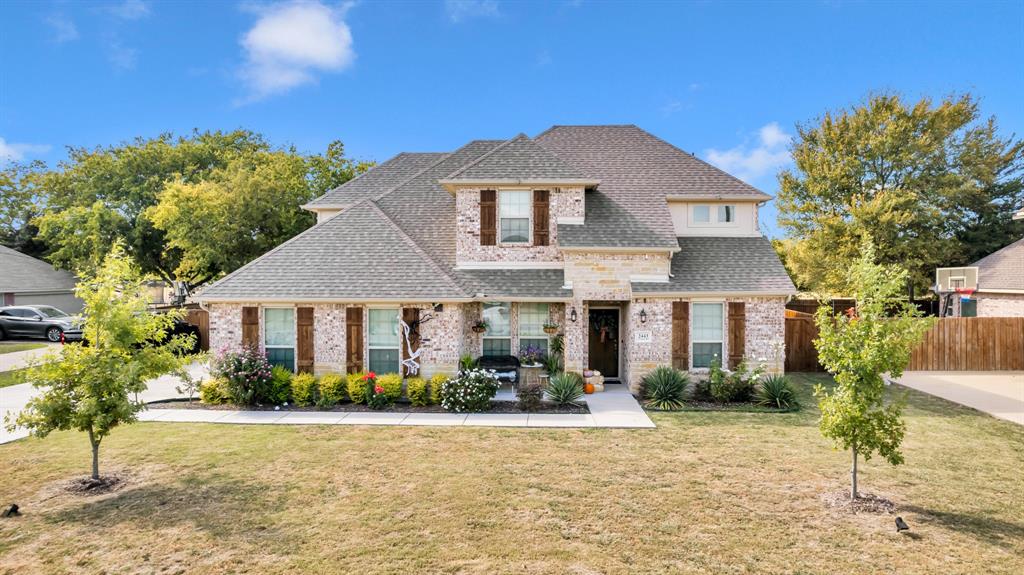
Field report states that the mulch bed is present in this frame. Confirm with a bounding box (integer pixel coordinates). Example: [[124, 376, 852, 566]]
[[64, 475, 126, 496], [821, 491, 897, 515], [646, 400, 798, 414], [149, 399, 589, 415]]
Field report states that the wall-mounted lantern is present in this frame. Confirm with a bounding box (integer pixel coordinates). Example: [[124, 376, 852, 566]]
[[639, 308, 647, 324], [570, 307, 578, 323]]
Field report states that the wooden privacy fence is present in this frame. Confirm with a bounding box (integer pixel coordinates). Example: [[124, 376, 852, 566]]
[[785, 316, 1024, 372], [184, 308, 210, 352]]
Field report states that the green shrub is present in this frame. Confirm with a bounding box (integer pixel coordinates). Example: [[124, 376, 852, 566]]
[[347, 372, 367, 404], [199, 378, 230, 405], [755, 374, 800, 410], [641, 366, 689, 410], [429, 374, 449, 405], [542, 352, 562, 375], [517, 381, 544, 411], [365, 375, 392, 410], [406, 377, 428, 406], [317, 373, 346, 407], [458, 354, 478, 371], [291, 373, 318, 407], [441, 368, 500, 413], [705, 357, 752, 403], [268, 365, 293, 405], [210, 346, 274, 405], [546, 372, 584, 407], [376, 373, 403, 401]]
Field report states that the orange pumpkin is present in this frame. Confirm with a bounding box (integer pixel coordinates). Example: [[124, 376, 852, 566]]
[[584, 383, 595, 394]]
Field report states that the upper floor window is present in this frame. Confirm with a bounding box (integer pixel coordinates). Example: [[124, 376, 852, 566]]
[[692, 204, 736, 225], [693, 205, 711, 223], [499, 190, 531, 243], [718, 205, 734, 223]]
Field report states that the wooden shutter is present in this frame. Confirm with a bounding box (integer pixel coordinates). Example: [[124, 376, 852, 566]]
[[346, 307, 364, 374], [480, 189, 497, 246], [672, 302, 689, 370], [533, 189, 550, 246], [296, 307, 314, 374], [728, 302, 746, 369], [242, 306, 259, 348], [402, 307, 420, 376]]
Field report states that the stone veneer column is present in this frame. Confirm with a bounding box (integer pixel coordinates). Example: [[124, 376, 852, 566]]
[[563, 299, 587, 372], [626, 299, 672, 393], [741, 296, 786, 374], [313, 304, 346, 375], [418, 303, 463, 379]]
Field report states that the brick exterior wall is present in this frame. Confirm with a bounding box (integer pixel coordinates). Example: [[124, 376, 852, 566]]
[[207, 303, 245, 353], [976, 293, 1024, 317], [455, 187, 585, 263]]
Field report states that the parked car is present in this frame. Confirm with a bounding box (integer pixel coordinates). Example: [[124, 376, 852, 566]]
[[61, 314, 202, 355], [0, 305, 83, 342]]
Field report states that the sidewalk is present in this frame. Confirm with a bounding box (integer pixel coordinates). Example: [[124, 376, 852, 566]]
[[0, 343, 58, 372]]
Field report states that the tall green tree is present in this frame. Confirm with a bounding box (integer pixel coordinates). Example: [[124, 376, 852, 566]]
[[813, 238, 934, 499], [777, 93, 1024, 294], [0, 160, 48, 257], [10, 245, 193, 481]]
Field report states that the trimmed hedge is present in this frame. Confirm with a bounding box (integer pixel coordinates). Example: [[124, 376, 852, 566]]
[[291, 373, 318, 407], [429, 374, 449, 405], [377, 373, 403, 401], [406, 377, 428, 406], [347, 372, 367, 404], [318, 374, 346, 407]]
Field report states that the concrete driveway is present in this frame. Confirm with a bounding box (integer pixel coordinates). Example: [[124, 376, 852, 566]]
[[892, 371, 1024, 425]]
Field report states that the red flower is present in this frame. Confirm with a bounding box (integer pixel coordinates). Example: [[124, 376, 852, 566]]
[[374, 385, 384, 395], [364, 371, 377, 381]]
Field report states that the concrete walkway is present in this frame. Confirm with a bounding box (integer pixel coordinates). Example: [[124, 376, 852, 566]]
[[892, 371, 1024, 426], [1, 376, 653, 444], [0, 342, 58, 372]]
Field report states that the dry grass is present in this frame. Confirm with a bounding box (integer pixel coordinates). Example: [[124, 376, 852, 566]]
[[0, 343, 47, 355], [1, 373, 1022, 574]]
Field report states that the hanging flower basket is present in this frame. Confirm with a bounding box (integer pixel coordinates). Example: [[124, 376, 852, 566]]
[[471, 320, 488, 334], [543, 324, 559, 335]]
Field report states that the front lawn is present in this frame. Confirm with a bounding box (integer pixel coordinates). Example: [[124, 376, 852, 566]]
[[0, 342, 46, 354], [0, 368, 27, 388], [1, 373, 1021, 574]]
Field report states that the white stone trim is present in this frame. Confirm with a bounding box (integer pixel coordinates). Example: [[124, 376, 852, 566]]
[[557, 216, 585, 225], [629, 274, 669, 283], [976, 288, 1024, 295]]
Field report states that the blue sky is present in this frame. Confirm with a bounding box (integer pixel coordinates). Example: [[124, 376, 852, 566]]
[[2, 0, 1022, 237]]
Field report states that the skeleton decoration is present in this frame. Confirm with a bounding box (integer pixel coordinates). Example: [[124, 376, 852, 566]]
[[398, 310, 434, 376]]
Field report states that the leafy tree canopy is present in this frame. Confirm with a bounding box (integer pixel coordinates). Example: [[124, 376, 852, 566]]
[[777, 93, 1024, 294], [0, 160, 48, 258]]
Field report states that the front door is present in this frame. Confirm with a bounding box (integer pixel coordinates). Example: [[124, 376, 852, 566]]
[[588, 308, 620, 378]]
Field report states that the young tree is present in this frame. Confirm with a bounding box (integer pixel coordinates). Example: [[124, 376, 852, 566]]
[[777, 93, 1024, 294], [9, 245, 193, 481], [813, 237, 934, 499]]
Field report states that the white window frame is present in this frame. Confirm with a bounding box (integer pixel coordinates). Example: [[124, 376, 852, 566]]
[[691, 204, 738, 227], [482, 302, 512, 356], [690, 301, 725, 369], [367, 306, 400, 374], [498, 189, 532, 245], [518, 302, 550, 356], [263, 305, 297, 372]]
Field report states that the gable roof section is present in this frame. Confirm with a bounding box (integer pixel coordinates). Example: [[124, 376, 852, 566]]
[[197, 201, 467, 301], [972, 237, 1024, 292], [0, 245, 78, 293], [440, 134, 595, 185], [536, 125, 770, 250], [633, 236, 796, 295], [304, 152, 446, 208]]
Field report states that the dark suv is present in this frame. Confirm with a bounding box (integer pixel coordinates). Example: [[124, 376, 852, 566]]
[[0, 305, 83, 342]]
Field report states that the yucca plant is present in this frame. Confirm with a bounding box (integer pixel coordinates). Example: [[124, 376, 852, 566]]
[[641, 366, 689, 410], [755, 374, 800, 410], [545, 372, 584, 407], [542, 351, 563, 375]]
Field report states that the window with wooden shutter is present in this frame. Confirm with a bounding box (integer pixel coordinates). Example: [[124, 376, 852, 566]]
[[242, 306, 259, 348], [533, 189, 550, 246], [296, 307, 314, 374], [672, 302, 689, 370], [346, 307, 364, 374], [480, 189, 496, 246], [402, 307, 420, 376], [728, 302, 746, 369]]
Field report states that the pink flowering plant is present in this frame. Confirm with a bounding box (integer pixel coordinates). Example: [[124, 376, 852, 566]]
[[363, 372, 391, 410], [210, 345, 274, 405], [440, 368, 500, 413]]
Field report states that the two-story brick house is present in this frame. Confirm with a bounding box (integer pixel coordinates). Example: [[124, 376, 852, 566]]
[[197, 125, 796, 392]]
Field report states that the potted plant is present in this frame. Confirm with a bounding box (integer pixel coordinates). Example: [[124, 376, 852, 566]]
[[471, 319, 488, 334], [519, 345, 545, 367], [542, 321, 559, 335]]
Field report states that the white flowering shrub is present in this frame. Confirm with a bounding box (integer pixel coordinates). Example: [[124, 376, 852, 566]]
[[440, 368, 500, 413]]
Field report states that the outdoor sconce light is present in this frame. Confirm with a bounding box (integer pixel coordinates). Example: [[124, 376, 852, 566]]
[[570, 307, 578, 323], [639, 309, 647, 324]]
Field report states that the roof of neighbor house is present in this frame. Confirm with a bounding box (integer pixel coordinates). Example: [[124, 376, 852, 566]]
[[972, 237, 1024, 292], [199, 125, 792, 301], [0, 245, 79, 294]]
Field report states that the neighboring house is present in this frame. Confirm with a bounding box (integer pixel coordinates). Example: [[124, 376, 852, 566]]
[[969, 238, 1024, 317], [0, 245, 83, 314], [197, 125, 796, 392]]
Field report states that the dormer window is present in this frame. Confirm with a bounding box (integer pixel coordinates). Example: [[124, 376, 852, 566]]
[[691, 204, 736, 226], [718, 205, 734, 223], [693, 205, 711, 223], [499, 190, 531, 243]]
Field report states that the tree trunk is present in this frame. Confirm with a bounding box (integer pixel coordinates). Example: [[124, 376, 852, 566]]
[[88, 429, 100, 480], [850, 441, 858, 500]]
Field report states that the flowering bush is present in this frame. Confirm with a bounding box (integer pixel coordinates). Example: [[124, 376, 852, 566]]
[[440, 368, 500, 413], [363, 372, 391, 410], [210, 346, 274, 405], [518, 345, 545, 366]]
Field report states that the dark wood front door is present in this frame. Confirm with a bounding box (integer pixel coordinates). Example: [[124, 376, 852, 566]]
[[588, 308, 620, 378]]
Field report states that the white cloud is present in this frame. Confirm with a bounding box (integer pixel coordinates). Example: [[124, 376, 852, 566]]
[[107, 40, 139, 70], [445, 0, 499, 23], [705, 122, 792, 183], [238, 1, 355, 103], [0, 137, 51, 163], [44, 13, 79, 43], [107, 0, 150, 20]]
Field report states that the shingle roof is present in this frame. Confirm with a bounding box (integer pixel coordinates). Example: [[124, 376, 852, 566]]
[[536, 125, 770, 249], [972, 237, 1024, 292], [443, 134, 593, 182], [632, 237, 796, 294], [305, 152, 446, 207], [454, 269, 570, 299], [0, 245, 78, 293]]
